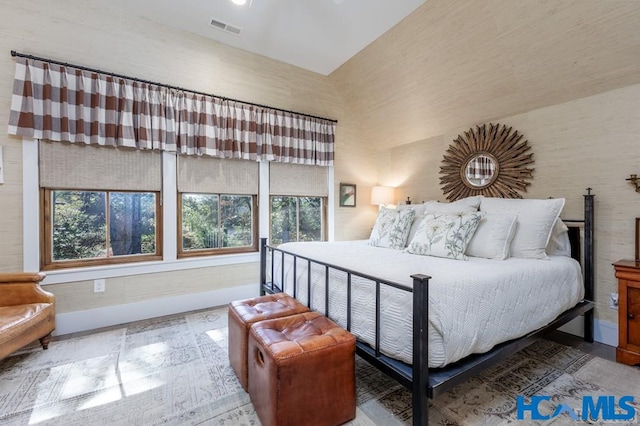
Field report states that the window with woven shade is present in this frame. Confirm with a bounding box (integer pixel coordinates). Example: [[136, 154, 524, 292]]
[[269, 163, 327, 245], [177, 156, 259, 257], [39, 141, 162, 269]]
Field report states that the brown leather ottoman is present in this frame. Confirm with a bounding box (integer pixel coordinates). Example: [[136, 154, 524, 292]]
[[248, 311, 356, 426], [228, 293, 309, 391]]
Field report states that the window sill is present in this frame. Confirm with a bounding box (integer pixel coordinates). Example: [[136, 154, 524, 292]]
[[40, 251, 260, 285]]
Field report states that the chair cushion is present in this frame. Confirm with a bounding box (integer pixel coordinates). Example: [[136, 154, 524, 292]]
[[0, 303, 54, 346]]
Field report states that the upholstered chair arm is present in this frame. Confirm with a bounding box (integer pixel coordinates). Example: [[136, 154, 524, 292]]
[[0, 272, 54, 307]]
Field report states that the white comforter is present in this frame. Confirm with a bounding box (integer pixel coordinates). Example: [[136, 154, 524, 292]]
[[272, 240, 584, 368]]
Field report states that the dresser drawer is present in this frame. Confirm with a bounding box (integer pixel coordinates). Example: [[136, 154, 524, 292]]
[[628, 286, 640, 347]]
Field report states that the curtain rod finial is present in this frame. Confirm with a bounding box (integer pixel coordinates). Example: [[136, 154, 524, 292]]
[[11, 50, 17, 57]]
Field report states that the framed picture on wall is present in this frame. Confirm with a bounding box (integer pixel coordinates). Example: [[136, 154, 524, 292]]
[[339, 183, 356, 207]]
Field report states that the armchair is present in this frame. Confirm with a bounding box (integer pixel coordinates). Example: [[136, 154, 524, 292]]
[[0, 272, 55, 360]]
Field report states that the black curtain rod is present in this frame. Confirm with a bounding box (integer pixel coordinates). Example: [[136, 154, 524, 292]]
[[10, 50, 338, 124]]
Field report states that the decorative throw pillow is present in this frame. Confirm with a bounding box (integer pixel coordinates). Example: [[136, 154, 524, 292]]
[[398, 203, 427, 247], [405, 196, 482, 247], [480, 197, 565, 259], [369, 207, 416, 250], [406, 212, 484, 260], [466, 212, 517, 260]]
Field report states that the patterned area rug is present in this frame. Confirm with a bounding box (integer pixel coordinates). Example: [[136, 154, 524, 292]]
[[0, 306, 638, 425]]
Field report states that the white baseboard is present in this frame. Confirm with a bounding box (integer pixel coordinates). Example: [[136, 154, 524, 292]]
[[558, 317, 618, 347], [54, 283, 259, 336]]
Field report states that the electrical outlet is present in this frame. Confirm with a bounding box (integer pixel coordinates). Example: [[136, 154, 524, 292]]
[[94, 279, 105, 293], [609, 292, 618, 310]]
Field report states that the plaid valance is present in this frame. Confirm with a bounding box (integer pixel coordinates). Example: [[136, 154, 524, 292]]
[[8, 57, 335, 166]]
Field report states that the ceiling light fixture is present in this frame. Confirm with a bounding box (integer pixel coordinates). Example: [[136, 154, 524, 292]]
[[230, 0, 248, 5]]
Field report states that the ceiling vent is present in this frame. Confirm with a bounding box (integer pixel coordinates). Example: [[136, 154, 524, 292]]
[[209, 18, 243, 35]]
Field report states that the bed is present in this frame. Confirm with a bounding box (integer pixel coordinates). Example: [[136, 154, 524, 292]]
[[259, 192, 595, 426]]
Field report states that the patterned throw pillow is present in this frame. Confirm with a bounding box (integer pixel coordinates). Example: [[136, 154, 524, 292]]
[[406, 212, 484, 260], [369, 207, 416, 250]]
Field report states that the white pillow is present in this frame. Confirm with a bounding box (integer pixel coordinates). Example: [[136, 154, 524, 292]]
[[546, 218, 571, 257], [466, 212, 517, 260], [480, 197, 565, 259], [369, 207, 416, 250], [422, 196, 482, 214], [406, 212, 484, 260]]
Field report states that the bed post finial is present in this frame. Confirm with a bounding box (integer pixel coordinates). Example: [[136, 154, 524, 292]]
[[586, 187, 592, 195]]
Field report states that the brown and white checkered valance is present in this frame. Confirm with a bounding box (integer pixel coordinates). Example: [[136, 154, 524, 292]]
[[8, 57, 335, 166]]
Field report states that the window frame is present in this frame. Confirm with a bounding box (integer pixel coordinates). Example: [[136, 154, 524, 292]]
[[41, 188, 163, 270], [269, 195, 327, 245], [177, 192, 259, 258]]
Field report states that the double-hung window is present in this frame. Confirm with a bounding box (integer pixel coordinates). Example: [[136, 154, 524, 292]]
[[177, 156, 259, 256], [40, 142, 162, 269], [269, 163, 327, 245]]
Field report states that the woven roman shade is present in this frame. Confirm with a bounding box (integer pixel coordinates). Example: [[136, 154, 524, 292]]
[[177, 155, 259, 194], [39, 141, 162, 191], [269, 163, 328, 197]]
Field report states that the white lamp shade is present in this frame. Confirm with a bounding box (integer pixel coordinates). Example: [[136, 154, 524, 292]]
[[371, 186, 394, 205]]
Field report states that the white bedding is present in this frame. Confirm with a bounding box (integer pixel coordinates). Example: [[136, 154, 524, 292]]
[[271, 240, 584, 368]]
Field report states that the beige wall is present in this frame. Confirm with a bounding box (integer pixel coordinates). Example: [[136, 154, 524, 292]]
[[330, 0, 640, 151], [48, 264, 258, 314], [377, 84, 640, 323], [1, 0, 637, 331], [0, 1, 376, 317]]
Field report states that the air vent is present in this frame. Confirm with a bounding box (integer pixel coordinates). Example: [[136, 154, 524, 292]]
[[225, 24, 242, 35], [209, 17, 243, 35]]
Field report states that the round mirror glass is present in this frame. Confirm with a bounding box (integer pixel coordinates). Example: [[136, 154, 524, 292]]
[[464, 154, 496, 188]]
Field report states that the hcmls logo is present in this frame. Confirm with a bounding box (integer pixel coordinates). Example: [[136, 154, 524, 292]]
[[517, 395, 636, 421]]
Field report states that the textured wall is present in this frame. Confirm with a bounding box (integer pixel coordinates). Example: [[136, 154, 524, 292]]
[[378, 84, 640, 323], [48, 263, 258, 314], [0, 1, 375, 317], [330, 0, 640, 151]]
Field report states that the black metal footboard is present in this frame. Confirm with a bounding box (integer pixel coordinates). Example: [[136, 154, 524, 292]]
[[259, 239, 427, 387], [259, 191, 595, 426]]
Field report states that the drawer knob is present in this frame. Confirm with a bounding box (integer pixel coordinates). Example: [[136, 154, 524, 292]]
[[629, 313, 636, 320]]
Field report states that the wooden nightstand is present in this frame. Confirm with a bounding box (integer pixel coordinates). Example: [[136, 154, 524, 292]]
[[613, 260, 640, 366]]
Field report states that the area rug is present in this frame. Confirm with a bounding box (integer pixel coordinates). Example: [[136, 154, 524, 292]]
[[0, 307, 638, 425]]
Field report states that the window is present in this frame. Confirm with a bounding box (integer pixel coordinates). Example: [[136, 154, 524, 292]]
[[269, 163, 328, 246], [42, 190, 161, 269], [179, 193, 257, 256], [270, 196, 325, 245]]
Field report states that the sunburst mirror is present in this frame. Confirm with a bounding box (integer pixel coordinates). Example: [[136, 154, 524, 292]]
[[440, 123, 534, 201]]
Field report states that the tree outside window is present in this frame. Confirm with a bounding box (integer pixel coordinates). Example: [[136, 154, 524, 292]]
[[270, 196, 324, 245], [180, 193, 255, 255], [46, 190, 159, 268]]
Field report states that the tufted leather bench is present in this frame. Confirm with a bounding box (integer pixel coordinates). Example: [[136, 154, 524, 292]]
[[228, 292, 309, 391], [248, 311, 356, 426]]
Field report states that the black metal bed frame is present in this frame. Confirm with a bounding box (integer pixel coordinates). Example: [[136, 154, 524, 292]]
[[259, 192, 595, 426]]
